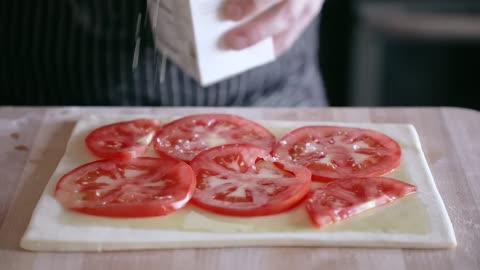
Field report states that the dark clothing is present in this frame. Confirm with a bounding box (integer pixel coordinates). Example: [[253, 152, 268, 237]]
[[1, 0, 327, 106]]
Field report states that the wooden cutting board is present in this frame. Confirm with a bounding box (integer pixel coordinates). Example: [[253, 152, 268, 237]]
[[1, 107, 479, 270]]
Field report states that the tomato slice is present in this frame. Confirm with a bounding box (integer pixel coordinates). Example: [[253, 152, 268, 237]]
[[153, 114, 276, 161], [306, 177, 416, 227], [55, 157, 196, 217], [189, 144, 312, 217], [85, 119, 162, 159], [273, 126, 402, 182]]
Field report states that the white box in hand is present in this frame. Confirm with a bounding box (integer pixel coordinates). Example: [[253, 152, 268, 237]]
[[147, 0, 276, 86]]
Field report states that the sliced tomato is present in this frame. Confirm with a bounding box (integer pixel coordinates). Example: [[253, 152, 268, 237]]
[[85, 119, 162, 159], [55, 157, 196, 217], [306, 177, 416, 227], [153, 114, 276, 162], [273, 126, 402, 182], [189, 144, 312, 217]]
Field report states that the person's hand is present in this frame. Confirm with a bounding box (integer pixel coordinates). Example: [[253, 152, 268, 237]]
[[222, 0, 324, 56]]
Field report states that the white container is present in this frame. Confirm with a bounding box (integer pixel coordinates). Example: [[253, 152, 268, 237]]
[[147, 0, 276, 86]]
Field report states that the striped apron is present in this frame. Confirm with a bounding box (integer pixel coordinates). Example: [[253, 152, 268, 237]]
[[1, 0, 327, 107]]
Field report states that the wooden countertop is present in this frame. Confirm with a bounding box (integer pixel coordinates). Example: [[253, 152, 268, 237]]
[[0, 107, 479, 270]]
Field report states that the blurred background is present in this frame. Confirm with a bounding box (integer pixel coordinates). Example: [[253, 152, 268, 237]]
[[1, 0, 479, 109], [320, 0, 480, 109]]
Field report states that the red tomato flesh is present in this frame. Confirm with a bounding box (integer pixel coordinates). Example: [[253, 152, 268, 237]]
[[189, 144, 312, 217], [85, 119, 162, 159], [55, 157, 196, 217], [273, 126, 402, 182], [153, 114, 276, 161], [306, 177, 417, 227]]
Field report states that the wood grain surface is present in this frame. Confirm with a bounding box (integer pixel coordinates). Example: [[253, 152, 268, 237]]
[[0, 107, 479, 270]]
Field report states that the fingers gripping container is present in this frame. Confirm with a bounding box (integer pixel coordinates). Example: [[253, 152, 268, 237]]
[[147, 0, 276, 86]]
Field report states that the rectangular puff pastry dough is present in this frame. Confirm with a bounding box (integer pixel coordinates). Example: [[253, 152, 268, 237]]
[[20, 116, 456, 251]]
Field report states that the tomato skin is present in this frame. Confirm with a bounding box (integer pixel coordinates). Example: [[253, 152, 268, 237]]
[[55, 157, 196, 218], [189, 144, 312, 217], [153, 114, 276, 162], [73, 201, 185, 218], [273, 126, 402, 182], [85, 119, 162, 160], [306, 177, 416, 228]]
